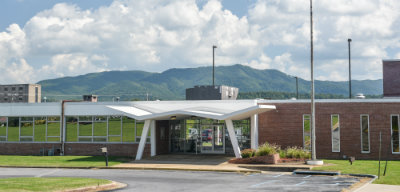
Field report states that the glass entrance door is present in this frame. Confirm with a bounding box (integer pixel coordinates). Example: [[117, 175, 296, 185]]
[[201, 125, 225, 154]]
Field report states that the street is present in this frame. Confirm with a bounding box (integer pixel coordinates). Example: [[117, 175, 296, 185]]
[[0, 168, 359, 192]]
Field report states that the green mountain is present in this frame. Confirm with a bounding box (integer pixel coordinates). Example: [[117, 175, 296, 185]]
[[37, 64, 383, 101]]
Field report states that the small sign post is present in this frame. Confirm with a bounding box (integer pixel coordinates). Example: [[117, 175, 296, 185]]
[[101, 147, 108, 167]]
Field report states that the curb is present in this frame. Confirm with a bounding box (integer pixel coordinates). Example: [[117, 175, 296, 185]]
[[103, 166, 262, 173], [241, 166, 311, 172], [0, 165, 261, 174], [292, 169, 340, 176], [61, 181, 127, 192]]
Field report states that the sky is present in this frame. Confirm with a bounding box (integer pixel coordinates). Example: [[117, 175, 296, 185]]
[[0, 0, 399, 84]]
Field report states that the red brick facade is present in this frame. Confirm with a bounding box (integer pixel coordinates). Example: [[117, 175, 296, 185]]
[[259, 102, 400, 160]]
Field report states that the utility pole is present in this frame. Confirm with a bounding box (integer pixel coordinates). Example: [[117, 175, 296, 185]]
[[212, 45, 217, 86], [295, 76, 299, 99], [310, 0, 316, 161], [348, 38, 352, 99]]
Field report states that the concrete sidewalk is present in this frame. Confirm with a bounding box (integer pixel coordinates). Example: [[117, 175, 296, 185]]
[[111, 154, 316, 173], [356, 184, 400, 192]]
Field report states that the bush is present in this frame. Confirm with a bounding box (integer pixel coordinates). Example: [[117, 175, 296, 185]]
[[241, 149, 256, 158], [285, 146, 311, 159], [255, 142, 279, 156]]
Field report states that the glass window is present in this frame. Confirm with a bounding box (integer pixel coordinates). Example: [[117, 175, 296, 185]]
[[7, 117, 19, 141], [108, 116, 121, 142], [20, 122, 33, 137], [94, 116, 107, 137], [0, 117, 7, 141], [123, 117, 135, 142], [233, 119, 250, 150], [392, 115, 400, 153], [47, 122, 60, 137], [66, 116, 78, 142], [34, 117, 46, 142], [331, 114, 340, 152], [79, 122, 92, 136], [361, 115, 370, 153], [303, 115, 311, 151]]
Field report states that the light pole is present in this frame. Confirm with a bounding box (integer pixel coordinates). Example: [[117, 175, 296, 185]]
[[310, 0, 317, 162], [295, 76, 299, 99], [212, 45, 217, 87], [348, 38, 352, 99]]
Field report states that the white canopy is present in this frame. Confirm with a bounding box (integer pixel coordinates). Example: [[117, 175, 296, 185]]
[[106, 100, 276, 120]]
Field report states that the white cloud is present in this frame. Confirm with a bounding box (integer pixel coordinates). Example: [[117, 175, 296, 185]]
[[0, 0, 399, 84]]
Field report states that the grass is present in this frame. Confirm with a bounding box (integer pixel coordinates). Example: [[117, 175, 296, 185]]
[[0, 155, 131, 167], [0, 177, 111, 192], [312, 160, 400, 185]]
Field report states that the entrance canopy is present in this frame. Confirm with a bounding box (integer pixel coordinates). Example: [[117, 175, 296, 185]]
[[106, 100, 276, 121], [106, 100, 275, 160]]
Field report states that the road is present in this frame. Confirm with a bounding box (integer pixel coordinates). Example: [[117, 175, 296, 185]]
[[0, 168, 359, 192]]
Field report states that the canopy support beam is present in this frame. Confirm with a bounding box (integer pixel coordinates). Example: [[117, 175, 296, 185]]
[[225, 119, 242, 158]]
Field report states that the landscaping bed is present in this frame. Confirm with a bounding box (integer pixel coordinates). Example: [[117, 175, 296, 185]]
[[229, 142, 311, 164]]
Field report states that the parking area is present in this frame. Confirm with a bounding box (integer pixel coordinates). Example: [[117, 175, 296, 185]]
[[0, 168, 360, 192]]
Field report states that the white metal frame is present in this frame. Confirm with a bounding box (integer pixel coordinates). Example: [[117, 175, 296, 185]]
[[360, 114, 370, 153], [0, 117, 7, 141], [331, 114, 340, 153]]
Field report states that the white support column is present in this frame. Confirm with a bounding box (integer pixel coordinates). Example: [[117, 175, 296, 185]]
[[251, 114, 259, 149], [136, 119, 151, 160], [225, 119, 242, 158], [150, 120, 156, 157]]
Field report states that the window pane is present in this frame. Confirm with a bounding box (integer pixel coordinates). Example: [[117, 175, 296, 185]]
[[78, 137, 92, 142], [34, 117, 46, 142], [7, 117, 19, 141], [20, 137, 33, 142], [47, 137, 60, 142], [361, 115, 370, 152], [392, 116, 399, 153], [79, 122, 92, 136], [109, 116, 121, 135], [21, 117, 33, 121], [47, 122, 60, 137], [0, 117, 7, 137], [66, 117, 78, 142], [93, 137, 107, 142], [122, 117, 135, 142], [47, 116, 60, 121], [303, 115, 311, 151], [94, 121, 107, 136], [331, 115, 340, 152], [21, 122, 33, 137], [94, 116, 107, 122], [108, 136, 121, 142]]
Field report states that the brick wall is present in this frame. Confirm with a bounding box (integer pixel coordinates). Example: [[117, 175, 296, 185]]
[[259, 102, 400, 160]]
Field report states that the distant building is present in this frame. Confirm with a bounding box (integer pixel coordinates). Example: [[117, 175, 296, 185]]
[[0, 84, 41, 103], [186, 85, 239, 100], [383, 60, 400, 97], [83, 95, 98, 102]]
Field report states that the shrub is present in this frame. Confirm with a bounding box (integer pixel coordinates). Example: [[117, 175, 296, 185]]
[[285, 146, 311, 159], [255, 142, 279, 156], [241, 149, 256, 158]]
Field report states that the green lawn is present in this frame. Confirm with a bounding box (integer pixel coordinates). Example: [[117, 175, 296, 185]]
[[312, 160, 400, 185], [0, 177, 111, 192], [0, 155, 130, 167]]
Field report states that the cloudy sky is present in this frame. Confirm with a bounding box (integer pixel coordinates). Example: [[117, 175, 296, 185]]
[[0, 0, 399, 84]]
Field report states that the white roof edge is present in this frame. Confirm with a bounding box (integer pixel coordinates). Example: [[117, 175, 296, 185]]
[[383, 59, 400, 62], [257, 98, 400, 104]]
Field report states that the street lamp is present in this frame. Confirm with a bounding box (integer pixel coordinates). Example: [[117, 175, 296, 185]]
[[348, 38, 352, 99], [212, 45, 217, 87]]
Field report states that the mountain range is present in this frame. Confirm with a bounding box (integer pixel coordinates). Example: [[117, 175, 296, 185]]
[[38, 64, 382, 101]]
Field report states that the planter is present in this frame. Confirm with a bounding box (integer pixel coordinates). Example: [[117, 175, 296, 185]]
[[229, 153, 280, 164]]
